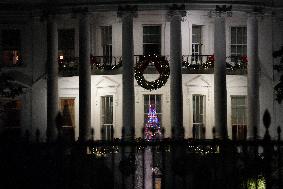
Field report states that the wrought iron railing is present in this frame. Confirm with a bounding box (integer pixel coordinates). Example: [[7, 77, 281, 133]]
[[182, 54, 248, 72], [134, 55, 169, 67], [91, 55, 122, 70], [226, 55, 248, 70], [1, 110, 282, 189], [182, 55, 214, 70], [0, 132, 282, 189], [58, 57, 79, 76], [58, 55, 248, 76]]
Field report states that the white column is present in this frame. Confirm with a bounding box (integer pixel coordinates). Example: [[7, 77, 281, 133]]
[[46, 16, 58, 142], [247, 15, 259, 139], [121, 12, 135, 140], [170, 11, 185, 139], [214, 16, 227, 139], [79, 13, 91, 142]]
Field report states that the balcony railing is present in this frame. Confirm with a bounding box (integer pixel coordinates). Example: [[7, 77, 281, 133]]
[[90, 55, 122, 70], [58, 55, 247, 76], [182, 55, 214, 70], [182, 55, 247, 73]]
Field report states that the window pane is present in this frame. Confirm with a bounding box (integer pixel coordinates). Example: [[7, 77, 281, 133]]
[[231, 96, 247, 126], [192, 26, 201, 44], [230, 27, 247, 56], [2, 29, 21, 50], [231, 27, 236, 44], [231, 45, 237, 54], [103, 96, 113, 125], [143, 26, 161, 55], [60, 98, 75, 127], [58, 29, 75, 50], [101, 26, 112, 58]]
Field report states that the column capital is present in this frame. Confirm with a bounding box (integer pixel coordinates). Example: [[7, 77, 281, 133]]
[[167, 4, 186, 20], [247, 7, 265, 20], [117, 5, 138, 19], [208, 5, 232, 18]]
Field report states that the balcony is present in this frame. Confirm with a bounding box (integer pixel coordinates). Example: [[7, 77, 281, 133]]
[[182, 55, 247, 75], [58, 55, 247, 76]]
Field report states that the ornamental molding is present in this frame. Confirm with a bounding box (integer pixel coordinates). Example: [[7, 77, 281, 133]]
[[227, 76, 247, 88], [95, 75, 120, 89], [185, 75, 211, 87], [208, 5, 232, 18], [167, 4, 187, 21], [117, 5, 138, 19]]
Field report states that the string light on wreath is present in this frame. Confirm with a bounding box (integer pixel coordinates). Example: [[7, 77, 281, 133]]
[[134, 55, 170, 91]]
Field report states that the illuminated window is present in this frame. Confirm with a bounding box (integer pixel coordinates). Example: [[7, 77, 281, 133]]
[[60, 98, 75, 127], [101, 96, 113, 140], [144, 94, 162, 139], [192, 95, 206, 139], [1, 29, 22, 66], [143, 25, 161, 55], [231, 96, 247, 140], [59, 98, 75, 141], [58, 29, 75, 59]]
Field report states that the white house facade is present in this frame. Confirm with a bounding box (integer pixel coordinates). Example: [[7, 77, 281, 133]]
[[0, 0, 283, 142]]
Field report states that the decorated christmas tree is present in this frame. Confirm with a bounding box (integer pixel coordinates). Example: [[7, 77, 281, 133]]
[[144, 104, 162, 140]]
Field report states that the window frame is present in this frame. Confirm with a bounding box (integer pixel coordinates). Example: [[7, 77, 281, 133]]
[[231, 95, 247, 140], [100, 26, 112, 59], [1, 29, 22, 66], [142, 25, 162, 56], [143, 94, 162, 139], [101, 95, 114, 141], [192, 94, 206, 139], [230, 26, 247, 57], [192, 25, 203, 57], [58, 29, 75, 59], [59, 98, 76, 128]]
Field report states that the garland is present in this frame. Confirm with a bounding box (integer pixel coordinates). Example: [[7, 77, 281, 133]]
[[134, 55, 170, 91], [90, 55, 122, 70]]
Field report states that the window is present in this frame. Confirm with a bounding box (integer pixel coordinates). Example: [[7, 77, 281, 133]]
[[58, 29, 75, 60], [192, 26, 202, 58], [2, 100, 21, 139], [101, 96, 113, 140], [101, 26, 112, 63], [60, 98, 75, 127], [1, 29, 22, 66], [230, 27, 247, 57], [59, 98, 75, 142], [231, 96, 247, 140], [192, 95, 206, 139], [143, 26, 161, 55], [144, 94, 162, 139]]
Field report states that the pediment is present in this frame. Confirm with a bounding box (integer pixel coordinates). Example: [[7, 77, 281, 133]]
[[228, 76, 247, 88], [96, 76, 120, 88], [185, 75, 211, 87]]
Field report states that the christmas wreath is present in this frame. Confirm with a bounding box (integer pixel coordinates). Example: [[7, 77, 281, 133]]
[[134, 55, 170, 91]]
